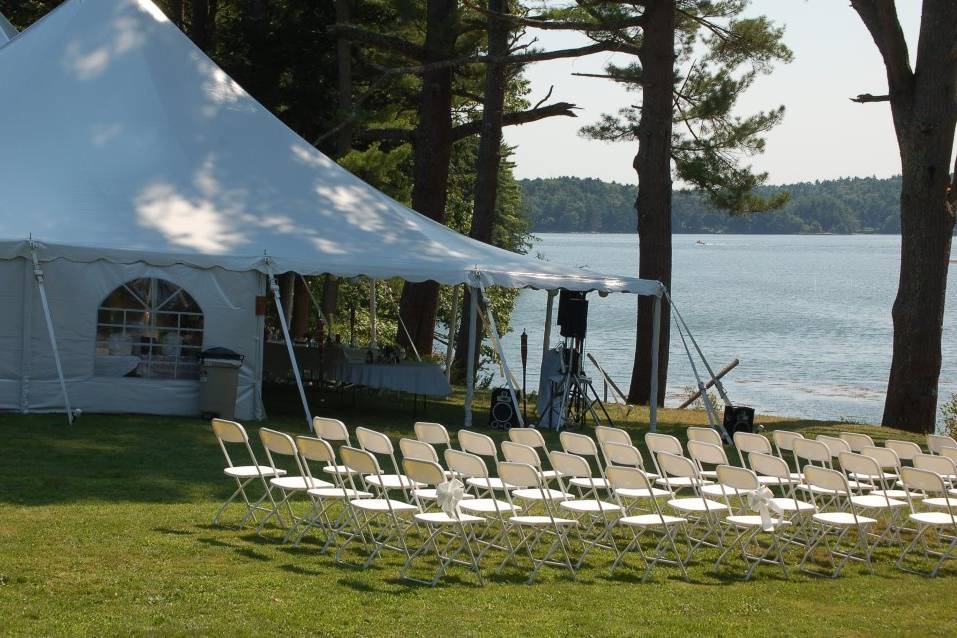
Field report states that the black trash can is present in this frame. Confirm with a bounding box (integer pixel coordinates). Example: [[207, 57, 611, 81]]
[[199, 347, 245, 420]]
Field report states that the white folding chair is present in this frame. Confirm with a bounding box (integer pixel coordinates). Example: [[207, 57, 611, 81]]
[[549, 451, 622, 567], [687, 426, 723, 447], [559, 431, 610, 491], [838, 451, 908, 549], [355, 427, 420, 498], [606, 465, 690, 582], [688, 440, 731, 484], [928, 434, 957, 455], [603, 441, 661, 483], [839, 431, 875, 453], [896, 467, 957, 577], [256, 428, 332, 538], [646, 433, 705, 491], [496, 461, 579, 583], [798, 465, 877, 578], [291, 436, 371, 550], [313, 417, 357, 478], [595, 425, 632, 467], [657, 451, 729, 558], [502, 441, 557, 482], [508, 427, 558, 481], [399, 438, 461, 505], [712, 465, 790, 580], [210, 419, 285, 528], [794, 438, 841, 505], [400, 458, 486, 586], [335, 446, 418, 568], [735, 431, 787, 485], [886, 439, 922, 467], [453, 430, 513, 497], [748, 452, 815, 544], [914, 453, 957, 486], [771, 430, 805, 476], [414, 421, 451, 448]]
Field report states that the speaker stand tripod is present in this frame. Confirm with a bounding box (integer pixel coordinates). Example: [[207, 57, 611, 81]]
[[545, 339, 613, 431]]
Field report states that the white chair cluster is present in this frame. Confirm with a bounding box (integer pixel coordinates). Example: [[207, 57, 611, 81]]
[[211, 419, 957, 584]]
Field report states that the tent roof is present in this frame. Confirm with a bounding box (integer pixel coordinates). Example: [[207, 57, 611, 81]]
[[0, 12, 17, 46], [0, 0, 660, 296]]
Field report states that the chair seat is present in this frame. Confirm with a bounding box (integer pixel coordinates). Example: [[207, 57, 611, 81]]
[[619, 513, 686, 527], [849, 494, 908, 509], [923, 497, 957, 509], [509, 515, 578, 526], [412, 488, 475, 501], [870, 489, 923, 500], [225, 465, 286, 479], [909, 511, 957, 527], [539, 469, 560, 480], [699, 469, 718, 479], [812, 512, 876, 527], [615, 486, 671, 499], [771, 497, 815, 513], [466, 477, 515, 491], [512, 487, 575, 501], [350, 498, 418, 513], [656, 476, 711, 489], [726, 515, 791, 531], [365, 474, 423, 490], [459, 498, 521, 514], [848, 471, 898, 482], [700, 484, 751, 498], [667, 497, 729, 513], [797, 483, 848, 496], [569, 477, 611, 489], [559, 499, 621, 514], [757, 474, 800, 486], [322, 464, 359, 476], [414, 511, 484, 525], [271, 475, 332, 491], [308, 487, 372, 499]]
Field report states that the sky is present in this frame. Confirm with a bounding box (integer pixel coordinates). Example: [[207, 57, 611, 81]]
[[503, 0, 925, 185]]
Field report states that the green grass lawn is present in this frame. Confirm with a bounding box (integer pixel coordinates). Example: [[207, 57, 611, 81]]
[[0, 392, 953, 637]]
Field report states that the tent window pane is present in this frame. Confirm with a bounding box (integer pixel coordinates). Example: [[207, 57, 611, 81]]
[[95, 278, 204, 380]]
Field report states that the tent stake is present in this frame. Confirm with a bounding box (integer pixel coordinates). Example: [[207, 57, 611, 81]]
[[29, 244, 73, 425], [269, 273, 313, 431]]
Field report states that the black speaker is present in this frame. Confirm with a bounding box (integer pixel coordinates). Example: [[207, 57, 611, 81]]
[[489, 387, 521, 430], [723, 405, 756, 435], [558, 290, 588, 339]]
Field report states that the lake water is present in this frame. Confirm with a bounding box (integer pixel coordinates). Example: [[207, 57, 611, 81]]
[[495, 234, 957, 424]]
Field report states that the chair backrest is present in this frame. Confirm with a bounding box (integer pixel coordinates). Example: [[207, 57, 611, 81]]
[[595, 425, 631, 448], [497, 461, 540, 490], [560, 431, 599, 457], [340, 445, 380, 476], [501, 441, 542, 469], [444, 449, 488, 479], [838, 451, 882, 481], [772, 429, 803, 453], [940, 447, 957, 463], [399, 438, 440, 464], [657, 451, 698, 479], [817, 435, 851, 458], [861, 445, 901, 470], [900, 466, 948, 494], [414, 421, 450, 446], [734, 431, 772, 455], [314, 417, 350, 443], [839, 432, 874, 453], [688, 440, 728, 467], [212, 418, 248, 444], [793, 438, 831, 465], [645, 433, 683, 455], [508, 427, 547, 450], [803, 464, 849, 495], [886, 439, 922, 462], [687, 427, 722, 446], [716, 464, 760, 492], [606, 465, 654, 491], [459, 429, 498, 458], [402, 457, 445, 487], [749, 451, 790, 480], [928, 434, 957, 455], [603, 441, 646, 470], [549, 451, 591, 479], [914, 453, 957, 477], [296, 435, 336, 466], [259, 428, 298, 457], [355, 427, 394, 455]]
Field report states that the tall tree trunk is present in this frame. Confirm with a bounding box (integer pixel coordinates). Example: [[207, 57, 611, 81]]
[[627, 0, 674, 406], [397, 0, 458, 357], [165, 0, 183, 27], [852, 1, 957, 432], [189, 0, 217, 52]]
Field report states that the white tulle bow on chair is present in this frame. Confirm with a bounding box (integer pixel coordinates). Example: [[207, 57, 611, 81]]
[[436, 478, 465, 518], [748, 486, 784, 530]]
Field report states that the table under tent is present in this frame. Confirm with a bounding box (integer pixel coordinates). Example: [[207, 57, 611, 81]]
[[0, 0, 675, 432]]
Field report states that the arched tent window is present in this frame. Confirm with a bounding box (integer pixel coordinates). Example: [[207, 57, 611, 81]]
[[95, 278, 204, 380]]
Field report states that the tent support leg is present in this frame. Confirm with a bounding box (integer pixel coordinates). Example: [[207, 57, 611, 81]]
[[463, 286, 478, 427], [270, 274, 313, 431], [381, 283, 420, 361], [649, 291, 661, 434], [444, 284, 460, 381], [542, 290, 557, 361], [369, 278, 377, 348], [29, 245, 73, 425], [478, 284, 523, 427]]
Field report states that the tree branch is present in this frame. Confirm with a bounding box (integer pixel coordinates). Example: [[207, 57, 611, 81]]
[[462, 0, 645, 32], [849, 0, 914, 92], [451, 102, 578, 140], [327, 24, 426, 61], [356, 128, 414, 143], [849, 93, 891, 103]]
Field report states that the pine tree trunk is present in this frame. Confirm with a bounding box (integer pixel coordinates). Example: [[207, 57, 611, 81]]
[[451, 0, 509, 384], [627, 0, 674, 406], [189, 0, 217, 52], [397, 0, 458, 357]]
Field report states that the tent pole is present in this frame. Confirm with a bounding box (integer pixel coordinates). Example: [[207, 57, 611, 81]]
[[269, 273, 313, 431], [297, 273, 332, 328], [463, 286, 478, 428], [648, 291, 661, 434], [478, 284, 523, 427], [542, 289, 557, 361], [29, 244, 73, 425], [444, 284, 460, 381], [369, 278, 377, 348], [380, 282, 420, 361]]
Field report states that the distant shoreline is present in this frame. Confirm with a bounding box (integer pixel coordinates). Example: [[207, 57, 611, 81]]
[[529, 230, 906, 236]]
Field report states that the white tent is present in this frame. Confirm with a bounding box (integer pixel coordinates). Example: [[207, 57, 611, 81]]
[[0, 0, 665, 427], [0, 12, 16, 46]]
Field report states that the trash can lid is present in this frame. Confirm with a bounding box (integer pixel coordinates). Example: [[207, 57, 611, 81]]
[[200, 347, 245, 363]]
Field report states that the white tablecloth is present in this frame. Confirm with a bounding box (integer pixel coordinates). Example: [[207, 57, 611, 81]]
[[329, 361, 452, 397]]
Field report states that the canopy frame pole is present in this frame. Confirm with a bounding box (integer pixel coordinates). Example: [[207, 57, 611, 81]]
[[29, 243, 73, 425], [296, 273, 332, 328], [648, 291, 661, 433], [542, 289, 557, 362], [444, 284, 460, 381], [463, 285, 479, 427], [478, 283, 524, 427], [380, 282, 421, 361], [666, 290, 732, 406], [369, 278, 377, 348], [268, 271, 313, 431]]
